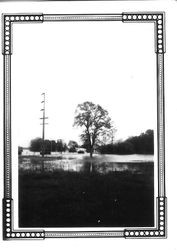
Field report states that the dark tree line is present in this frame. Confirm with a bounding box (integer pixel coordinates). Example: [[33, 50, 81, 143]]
[[29, 130, 153, 155], [29, 138, 80, 154], [30, 138, 67, 154], [98, 130, 154, 155]]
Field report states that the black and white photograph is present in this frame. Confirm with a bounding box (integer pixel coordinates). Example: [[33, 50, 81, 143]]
[[18, 37, 155, 227], [3, 11, 162, 234], [1, 1, 177, 247]]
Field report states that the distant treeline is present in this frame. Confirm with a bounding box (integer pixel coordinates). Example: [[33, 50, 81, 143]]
[[98, 129, 154, 155], [29, 138, 79, 154], [20, 129, 154, 156]]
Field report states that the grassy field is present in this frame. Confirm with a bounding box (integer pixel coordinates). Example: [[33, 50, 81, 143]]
[[19, 162, 154, 227]]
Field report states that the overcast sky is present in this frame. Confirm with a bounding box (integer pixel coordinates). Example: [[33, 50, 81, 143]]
[[11, 21, 156, 147]]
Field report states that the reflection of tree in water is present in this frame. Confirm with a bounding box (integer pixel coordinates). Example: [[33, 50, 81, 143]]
[[19, 155, 147, 175], [30, 157, 45, 172], [81, 161, 120, 174], [41, 160, 44, 172], [81, 162, 93, 173], [81, 161, 105, 173], [80, 162, 142, 174]]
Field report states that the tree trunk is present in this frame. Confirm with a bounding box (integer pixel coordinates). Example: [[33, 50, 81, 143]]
[[90, 148, 93, 158], [90, 162, 93, 172]]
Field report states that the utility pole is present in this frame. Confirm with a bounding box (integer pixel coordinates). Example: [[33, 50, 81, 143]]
[[40, 93, 48, 157]]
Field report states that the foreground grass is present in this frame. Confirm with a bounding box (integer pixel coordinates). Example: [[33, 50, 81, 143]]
[[19, 163, 154, 227]]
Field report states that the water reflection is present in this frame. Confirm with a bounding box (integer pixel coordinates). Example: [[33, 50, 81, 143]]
[[19, 154, 153, 174]]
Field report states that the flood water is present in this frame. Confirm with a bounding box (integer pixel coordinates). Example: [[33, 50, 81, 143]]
[[19, 153, 154, 227], [19, 153, 153, 174]]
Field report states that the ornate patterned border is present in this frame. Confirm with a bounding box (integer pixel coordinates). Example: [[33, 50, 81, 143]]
[[2, 12, 167, 240]]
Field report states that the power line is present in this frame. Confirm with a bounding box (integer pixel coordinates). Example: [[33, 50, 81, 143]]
[[40, 93, 48, 157]]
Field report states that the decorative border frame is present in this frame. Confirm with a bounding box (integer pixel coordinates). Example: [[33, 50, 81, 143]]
[[2, 12, 167, 240]]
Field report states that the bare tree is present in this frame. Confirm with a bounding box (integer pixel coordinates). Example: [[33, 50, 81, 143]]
[[74, 101, 112, 158]]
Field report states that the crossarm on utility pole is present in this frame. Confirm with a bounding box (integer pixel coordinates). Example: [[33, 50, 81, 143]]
[[40, 93, 48, 157]]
